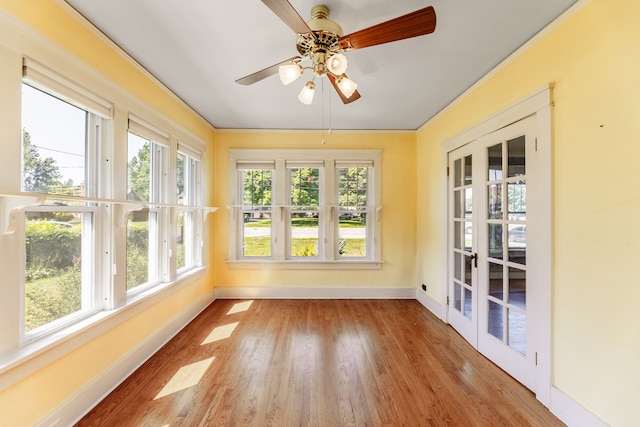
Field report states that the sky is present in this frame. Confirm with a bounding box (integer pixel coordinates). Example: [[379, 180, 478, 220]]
[[21, 83, 87, 186]]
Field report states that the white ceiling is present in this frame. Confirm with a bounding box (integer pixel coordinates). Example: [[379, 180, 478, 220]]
[[64, 0, 578, 130]]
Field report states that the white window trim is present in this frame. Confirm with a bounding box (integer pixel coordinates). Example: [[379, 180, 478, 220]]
[[227, 149, 382, 269]]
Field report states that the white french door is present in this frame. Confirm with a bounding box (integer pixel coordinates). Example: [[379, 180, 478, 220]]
[[447, 116, 538, 391]]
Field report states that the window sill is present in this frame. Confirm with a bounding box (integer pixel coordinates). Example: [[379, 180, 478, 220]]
[[226, 260, 383, 270], [0, 267, 207, 392]]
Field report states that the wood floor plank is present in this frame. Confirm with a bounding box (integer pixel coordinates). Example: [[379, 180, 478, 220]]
[[76, 299, 564, 426]]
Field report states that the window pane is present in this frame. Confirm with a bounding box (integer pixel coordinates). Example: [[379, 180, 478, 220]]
[[176, 211, 186, 270], [24, 212, 90, 332], [177, 153, 185, 205], [127, 211, 154, 290], [338, 167, 368, 207], [291, 212, 319, 257], [243, 211, 271, 257], [243, 169, 272, 207], [128, 133, 151, 202], [339, 212, 367, 257], [21, 84, 88, 196], [242, 169, 272, 258], [339, 167, 369, 258], [289, 167, 320, 258]]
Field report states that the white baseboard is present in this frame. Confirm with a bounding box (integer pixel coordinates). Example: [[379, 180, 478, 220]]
[[215, 286, 417, 300], [35, 290, 216, 427], [550, 386, 608, 427], [416, 290, 443, 319]]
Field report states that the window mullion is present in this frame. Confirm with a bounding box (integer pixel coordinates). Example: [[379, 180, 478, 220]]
[[324, 161, 337, 260], [273, 159, 286, 261]]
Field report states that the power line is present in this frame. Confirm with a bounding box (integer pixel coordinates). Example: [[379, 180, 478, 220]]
[[33, 144, 84, 157]]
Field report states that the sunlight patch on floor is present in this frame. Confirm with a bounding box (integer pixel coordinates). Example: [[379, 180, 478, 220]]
[[154, 357, 215, 400], [227, 300, 254, 315], [201, 322, 239, 345]]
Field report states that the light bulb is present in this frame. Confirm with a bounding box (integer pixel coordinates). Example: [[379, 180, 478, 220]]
[[327, 53, 348, 75], [336, 76, 357, 98], [298, 81, 315, 105], [278, 63, 302, 85]]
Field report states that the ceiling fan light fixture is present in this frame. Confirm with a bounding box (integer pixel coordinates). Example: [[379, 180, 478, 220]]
[[278, 63, 302, 85], [336, 76, 358, 99], [298, 81, 316, 105], [327, 53, 348, 75]]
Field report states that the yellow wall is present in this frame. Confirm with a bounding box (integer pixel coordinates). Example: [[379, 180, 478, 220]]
[[416, 0, 640, 425], [212, 131, 417, 289], [0, 1, 215, 425]]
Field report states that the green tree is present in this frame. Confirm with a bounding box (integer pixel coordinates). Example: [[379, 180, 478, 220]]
[[338, 167, 368, 206], [290, 167, 319, 206], [22, 128, 62, 193], [128, 141, 151, 201], [243, 169, 272, 206]]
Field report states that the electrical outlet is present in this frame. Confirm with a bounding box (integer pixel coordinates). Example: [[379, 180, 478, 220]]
[[421, 283, 427, 292]]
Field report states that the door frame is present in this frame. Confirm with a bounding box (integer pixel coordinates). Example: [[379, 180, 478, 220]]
[[440, 84, 553, 406]]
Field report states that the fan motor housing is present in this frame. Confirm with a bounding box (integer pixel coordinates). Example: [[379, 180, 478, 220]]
[[296, 5, 343, 59]]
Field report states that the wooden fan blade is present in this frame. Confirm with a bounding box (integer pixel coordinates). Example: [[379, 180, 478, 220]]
[[338, 6, 436, 51], [261, 0, 316, 37], [327, 73, 361, 104], [236, 56, 301, 85]]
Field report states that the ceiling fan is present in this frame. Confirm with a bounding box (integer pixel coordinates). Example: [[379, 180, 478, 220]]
[[236, 1, 437, 105]]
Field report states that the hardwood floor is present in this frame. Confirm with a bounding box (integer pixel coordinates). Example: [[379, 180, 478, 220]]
[[76, 299, 564, 426]]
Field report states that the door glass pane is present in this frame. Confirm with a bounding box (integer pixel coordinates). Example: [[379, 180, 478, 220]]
[[454, 283, 462, 311], [488, 224, 503, 260], [464, 221, 472, 251], [508, 224, 526, 265], [454, 190, 462, 218], [488, 301, 503, 341], [508, 308, 526, 355], [508, 136, 526, 178], [454, 221, 461, 250], [464, 254, 473, 286], [488, 143, 503, 181], [508, 267, 526, 309], [464, 155, 473, 185], [454, 159, 462, 187], [454, 252, 461, 281], [508, 181, 526, 221], [488, 184, 503, 219], [464, 188, 473, 219], [464, 288, 472, 320], [489, 262, 503, 300]]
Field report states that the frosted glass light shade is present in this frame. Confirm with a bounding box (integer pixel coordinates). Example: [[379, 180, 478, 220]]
[[278, 63, 302, 85], [337, 76, 357, 98], [327, 53, 348, 75], [298, 81, 315, 105]]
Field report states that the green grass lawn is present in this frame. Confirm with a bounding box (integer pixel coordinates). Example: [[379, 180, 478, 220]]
[[243, 237, 366, 257]]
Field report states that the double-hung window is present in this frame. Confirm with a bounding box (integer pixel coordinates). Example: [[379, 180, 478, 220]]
[[176, 144, 203, 272], [126, 116, 169, 292], [228, 149, 381, 267], [20, 59, 111, 339]]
